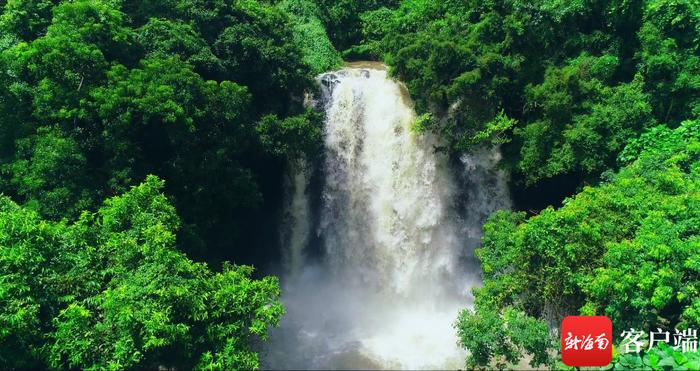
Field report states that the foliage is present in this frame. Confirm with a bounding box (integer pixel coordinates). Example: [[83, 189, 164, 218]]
[[0, 0, 58, 40], [516, 65, 654, 184], [608, 343, 700, 371], [637, 0, 700, 124], [257, 108, 324, 157], [0, 0, 327, 365], [410, 112, 434, 134], [0, 0, 321, 262], [0, 176, 283, 369], [457, 120, 700, 367], [362, 0, 699, 189], [4, 126, 93, 219], [308, 0, 400, 51], [466, 110, 516, 147], [556, 343, 700, 370], [137, 18, 223, 78], [209, 3, 311, 113], [277, 0, 343, 74], [456, 307, 554, 370], [313, 0, 400, 51]]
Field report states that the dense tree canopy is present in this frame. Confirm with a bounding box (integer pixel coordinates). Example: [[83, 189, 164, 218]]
[[0, 0, 328, 367], [0, 0, 328, 263], [350, 0, 700, 192], [0, 176, 283, 369], [457, 120, 700, 368], [275, 0, 343, 74]]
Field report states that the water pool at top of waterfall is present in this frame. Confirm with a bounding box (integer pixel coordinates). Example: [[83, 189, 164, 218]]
[[264, 65, 510, 370]]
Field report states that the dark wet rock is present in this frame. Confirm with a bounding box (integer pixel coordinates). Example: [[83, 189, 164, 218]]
[[320, 73, 338, 88]]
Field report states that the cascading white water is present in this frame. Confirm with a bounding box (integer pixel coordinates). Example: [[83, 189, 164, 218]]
[[279, 157, 313, 278], [266, 65, 510, 370], [318, 66, 463, 297]]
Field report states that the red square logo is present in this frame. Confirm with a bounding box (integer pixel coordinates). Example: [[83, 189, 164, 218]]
[[561, 316, 612, 367]]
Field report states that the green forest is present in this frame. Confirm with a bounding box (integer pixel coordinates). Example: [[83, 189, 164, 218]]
[[0, 0, 699, 369]]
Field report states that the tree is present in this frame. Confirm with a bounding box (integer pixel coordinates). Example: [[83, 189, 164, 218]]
[[90, 56, 264, 260], [637, 0, 700, 124], [457, 120, 700, 367], [138, 18, 223, 78], [0, 0, 321, 265], [0, 176, 284, 369], [0, 0, 59, 41], [211, 5, 312, 113], [515, 56, 654, 184], [276, 0, 343, 74], [370, 0, 689, 195], [4, 126, 94, 219], [1, 0, 133, 128], [312, 0, 400, 51], [257, 108, 323, 157]]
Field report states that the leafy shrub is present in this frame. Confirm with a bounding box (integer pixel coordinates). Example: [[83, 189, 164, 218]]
[[457, 120, 700, 367]]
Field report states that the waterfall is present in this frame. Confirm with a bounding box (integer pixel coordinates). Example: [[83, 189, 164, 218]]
[[279, 157, 313, 278], [266, 65, 510, 370]]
